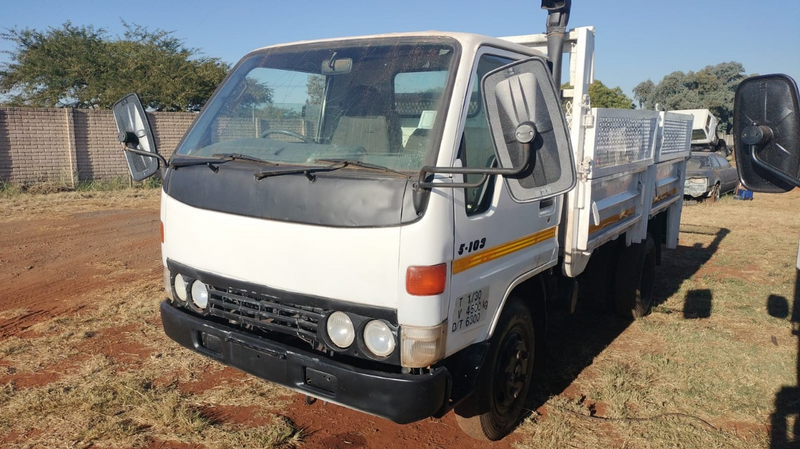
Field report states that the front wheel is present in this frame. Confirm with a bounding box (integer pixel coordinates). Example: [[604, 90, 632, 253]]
[[455, 298, 535, 441]]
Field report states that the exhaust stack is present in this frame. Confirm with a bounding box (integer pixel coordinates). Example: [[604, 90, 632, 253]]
[[541, 0, 571, 96]]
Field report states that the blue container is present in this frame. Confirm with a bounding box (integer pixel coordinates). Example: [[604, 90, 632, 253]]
[[735, 187, 753, 200]]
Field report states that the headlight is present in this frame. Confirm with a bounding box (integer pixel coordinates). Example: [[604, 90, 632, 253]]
[[326, 312, 355, 348], [174, 273, 189, 302], [363, 320, 395, 357], [190, 281, 209, 309]]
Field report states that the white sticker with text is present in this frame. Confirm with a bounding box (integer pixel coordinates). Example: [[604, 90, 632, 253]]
[[450, 287, 489, 334]]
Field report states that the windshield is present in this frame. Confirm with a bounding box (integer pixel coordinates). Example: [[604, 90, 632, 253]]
[[175, 38, 458, 173], [687, 156, 712, 170]]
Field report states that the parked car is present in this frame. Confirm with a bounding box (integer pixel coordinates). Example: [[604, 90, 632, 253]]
[[684, 152, 739, 201]]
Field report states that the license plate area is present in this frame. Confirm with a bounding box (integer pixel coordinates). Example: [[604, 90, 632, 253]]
[[304, 367, 338, 393]]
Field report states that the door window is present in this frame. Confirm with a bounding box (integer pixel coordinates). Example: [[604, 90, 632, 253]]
[[461, 54, 513, 216]]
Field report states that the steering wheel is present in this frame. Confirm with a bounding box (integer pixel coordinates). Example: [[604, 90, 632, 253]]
[[260, 129, 311, 143]]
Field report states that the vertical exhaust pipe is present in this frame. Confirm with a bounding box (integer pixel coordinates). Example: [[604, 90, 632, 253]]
[[541, 0, 571, 97]]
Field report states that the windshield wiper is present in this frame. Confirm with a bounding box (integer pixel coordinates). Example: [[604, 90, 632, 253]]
[[169, 153, 281, 172], [313, 158, 409, 177], [212, 153, 280, 165], [255, 161, 347, 181]]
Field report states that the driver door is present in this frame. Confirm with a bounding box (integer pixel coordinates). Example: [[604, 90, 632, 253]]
[[446, 50, 576, 352]]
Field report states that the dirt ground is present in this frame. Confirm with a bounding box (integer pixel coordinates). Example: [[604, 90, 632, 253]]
[[0, 190, 518, 448], [0, 189, 797, 448]]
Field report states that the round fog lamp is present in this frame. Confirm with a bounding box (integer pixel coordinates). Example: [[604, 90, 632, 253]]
[[326, 311, 355, 348], [190, 281, 209, 309], [363, 320, 395, 357], [174, 274, 188, 302]]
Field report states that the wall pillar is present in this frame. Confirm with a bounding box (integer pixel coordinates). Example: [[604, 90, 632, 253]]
[[64, 107, 78, 188]]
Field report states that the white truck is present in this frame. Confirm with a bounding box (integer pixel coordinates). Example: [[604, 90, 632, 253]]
[[113, 3, 692, 440], [674, 108, 729, 154]]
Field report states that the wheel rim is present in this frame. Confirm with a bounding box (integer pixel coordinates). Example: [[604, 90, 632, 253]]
[[492, 329, 529, 416]]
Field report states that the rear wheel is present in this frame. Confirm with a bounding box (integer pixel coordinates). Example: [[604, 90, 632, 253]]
[[709, 183, 721, 203], [614, 235, 656, 319], [455, 298, 535, 441]]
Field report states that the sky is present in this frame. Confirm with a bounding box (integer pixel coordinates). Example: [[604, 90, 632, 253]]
[[1, 0, 799, 100]]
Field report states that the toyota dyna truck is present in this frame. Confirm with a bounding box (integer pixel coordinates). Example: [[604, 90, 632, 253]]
[[113, 3, 693, 440]]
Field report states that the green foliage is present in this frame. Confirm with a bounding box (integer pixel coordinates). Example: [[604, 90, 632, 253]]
[[633, 62, 748, 132], [0, 21, 230, 111], [306, 74, 325, 105], [588, 80, 634, 109], [561, 80, 634, 109]]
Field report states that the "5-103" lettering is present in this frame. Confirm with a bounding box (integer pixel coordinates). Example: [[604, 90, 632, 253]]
[[458, 237, 486, 255]]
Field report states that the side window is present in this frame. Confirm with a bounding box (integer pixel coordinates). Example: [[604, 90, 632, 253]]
[[462, 54, 514, 216]]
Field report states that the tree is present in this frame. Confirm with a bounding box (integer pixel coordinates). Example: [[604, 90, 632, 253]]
[[306, 75, 325, 106], [588, 80, 634, 109], [0, 21, 229, 111], [632, 62, 748, 132], [632, 80, 654, 109], [562, 80, 634, 109]]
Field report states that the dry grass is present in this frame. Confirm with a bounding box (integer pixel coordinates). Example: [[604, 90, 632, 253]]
[[0, 278, 301, 448], [0, 185, 161, 223], [514, 192, 800, 448], [2, 189, 799, 448]]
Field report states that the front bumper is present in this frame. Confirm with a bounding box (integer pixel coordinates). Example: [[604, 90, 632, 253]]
[[160, 301, 451, 424]]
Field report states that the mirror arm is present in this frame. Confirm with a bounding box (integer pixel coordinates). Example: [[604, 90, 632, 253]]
[[415, 141, 532, 191], [122, 145, 168, 169], [748, 145, 800, 189]]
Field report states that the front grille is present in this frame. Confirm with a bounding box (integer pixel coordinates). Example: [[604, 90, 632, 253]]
[[207, 286, 325, 344]]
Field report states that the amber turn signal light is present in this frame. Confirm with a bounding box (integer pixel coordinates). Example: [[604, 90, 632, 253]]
[[406, 264, 447, 296]]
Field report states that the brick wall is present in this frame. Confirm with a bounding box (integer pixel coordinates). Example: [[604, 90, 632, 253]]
[[0, 107, 195, 186]]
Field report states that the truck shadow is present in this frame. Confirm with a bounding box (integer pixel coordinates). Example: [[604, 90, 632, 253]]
[[524, 226, 731, 420], [767, 276, 800, 448], [653, 225, 730, 312]]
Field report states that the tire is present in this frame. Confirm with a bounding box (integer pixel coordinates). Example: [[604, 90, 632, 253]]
[[709, 183, 721, 203], [455, 298, 535, 441], [614, 235, 656, 319], [580, 242, 620, 312]]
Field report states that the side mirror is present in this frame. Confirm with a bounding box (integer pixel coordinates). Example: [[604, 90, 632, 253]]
[[113, 93, 162, 181], [482, 56, 576, 201], [733, 74, 800, 192]]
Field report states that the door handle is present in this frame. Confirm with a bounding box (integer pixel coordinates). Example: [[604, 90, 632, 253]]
[[539, 198, 555, 216]]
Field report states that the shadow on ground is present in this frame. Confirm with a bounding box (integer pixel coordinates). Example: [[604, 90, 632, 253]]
[[523, 225, 731, 420], [767, 272, 800, 448]]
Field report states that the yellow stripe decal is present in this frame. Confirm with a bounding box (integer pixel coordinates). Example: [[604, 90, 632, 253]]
[[652, 188, 678, 205], [452, 227, 557, 275], [589, 207, 635, 235]]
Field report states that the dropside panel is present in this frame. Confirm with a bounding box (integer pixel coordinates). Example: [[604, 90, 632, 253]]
[[563, 109, 659, 276]]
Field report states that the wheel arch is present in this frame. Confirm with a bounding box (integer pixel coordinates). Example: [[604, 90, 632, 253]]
[[486, 270, 549, 340]]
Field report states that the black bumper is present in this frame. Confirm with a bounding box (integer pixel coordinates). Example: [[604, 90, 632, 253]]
[[160, 301, 451, 424]]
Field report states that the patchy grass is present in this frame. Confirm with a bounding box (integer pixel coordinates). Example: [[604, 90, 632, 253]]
[[0, 176, 161, 199], [0, 278, 301, 448], [515, 191, 800, 448], [0, 187, 161, 223], [2, 188, 799, 448]]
